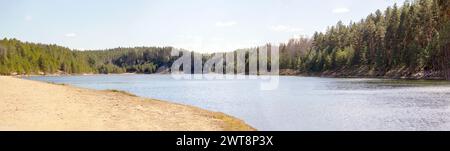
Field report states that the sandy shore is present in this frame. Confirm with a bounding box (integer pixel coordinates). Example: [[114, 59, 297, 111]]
[[0, 76, 255, 131]]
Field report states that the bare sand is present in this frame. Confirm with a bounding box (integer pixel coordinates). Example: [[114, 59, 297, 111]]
[[0, 76, 255, 131]]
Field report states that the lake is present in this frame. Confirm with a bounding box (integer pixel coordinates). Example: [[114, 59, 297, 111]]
[[24, 74, 450, 131]]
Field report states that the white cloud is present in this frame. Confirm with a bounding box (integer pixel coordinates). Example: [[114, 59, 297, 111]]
[[215, 21, 237, 27], [269, 25, 304, 32], [332, 7, 350, 14], [65, 33, 77, 38], [24, 15, 32, 21]]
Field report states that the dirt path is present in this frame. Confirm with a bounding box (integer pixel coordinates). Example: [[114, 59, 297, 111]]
[[0, 76, 255, 131]]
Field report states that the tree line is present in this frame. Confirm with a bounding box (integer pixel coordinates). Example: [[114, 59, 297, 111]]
[[0, 38, 93, 75], [279, 0, 449, 79], [0, 39, 177, 75]]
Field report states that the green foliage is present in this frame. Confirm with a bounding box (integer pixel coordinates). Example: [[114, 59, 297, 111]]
[[84, 47, 175, 74], [0, 39, 176, 75], [0, 39, 95, 75], [294, 0, 447, 78], [98, 64, 125, 74]]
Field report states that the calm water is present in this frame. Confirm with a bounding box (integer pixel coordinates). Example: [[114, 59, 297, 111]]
[[25, 74, 450, 131]]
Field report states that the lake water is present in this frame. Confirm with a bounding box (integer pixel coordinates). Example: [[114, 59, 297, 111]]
[[24, 74, 450, 131]]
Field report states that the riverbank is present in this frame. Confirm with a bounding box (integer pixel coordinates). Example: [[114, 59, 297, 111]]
[[282, 67, 447, 80], [0, 76, 255, 131], [11, 66, 447, 80]]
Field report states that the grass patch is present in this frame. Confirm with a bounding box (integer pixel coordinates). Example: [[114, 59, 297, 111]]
[[47, 81, 67, 86], [211, 112, 256, 131], [106, 89, 137, 97]]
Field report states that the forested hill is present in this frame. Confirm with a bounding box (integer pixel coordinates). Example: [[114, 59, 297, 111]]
[[0, 0, 449, 80], [0, 38, 176, 75], [289, 0, 450, 79], [0, 39, 93, 74]]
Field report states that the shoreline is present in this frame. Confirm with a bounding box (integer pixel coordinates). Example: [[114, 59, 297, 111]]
[[9, 69, 448, 86], [10, 67, 448, 81], [0, 76, 255, 131], [278, 68, 447, 80], [18, 73, 446, 81]]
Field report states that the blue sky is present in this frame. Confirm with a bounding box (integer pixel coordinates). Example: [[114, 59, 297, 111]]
[[0, 0, 405, 52]]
